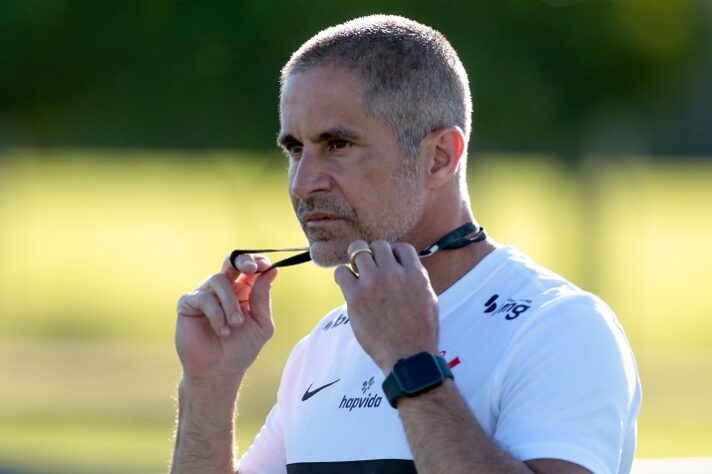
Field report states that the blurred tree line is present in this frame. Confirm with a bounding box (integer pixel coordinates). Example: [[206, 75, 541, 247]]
[[0, 0, 710, 160]]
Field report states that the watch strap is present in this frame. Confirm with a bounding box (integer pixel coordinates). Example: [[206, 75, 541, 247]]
[[382, 352, 453, 409]]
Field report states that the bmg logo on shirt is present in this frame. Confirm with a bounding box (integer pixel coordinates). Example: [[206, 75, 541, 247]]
[[483, 294, 531, 320], [322, 311, 349, 332]]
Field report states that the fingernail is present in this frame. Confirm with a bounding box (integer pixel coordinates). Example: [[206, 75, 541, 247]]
[[220, 327, 230, 337], [231, 312, 242, 325]]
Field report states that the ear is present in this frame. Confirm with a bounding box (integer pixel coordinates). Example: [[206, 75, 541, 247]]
[[422, 127, 465, 189]]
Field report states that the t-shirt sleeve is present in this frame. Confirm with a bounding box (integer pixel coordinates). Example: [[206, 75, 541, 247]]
[[492, 295, 641, 474], [238, 402, 287, 474], [238, 336, 311, 474]]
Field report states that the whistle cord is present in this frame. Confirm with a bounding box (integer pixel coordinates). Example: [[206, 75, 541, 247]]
[[230, 222, 486, 272]]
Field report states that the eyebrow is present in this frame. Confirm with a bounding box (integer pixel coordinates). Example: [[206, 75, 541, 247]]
[[315, 127, 362, 143], [277, 133, 299, 149], [277, 126, 363, 149]]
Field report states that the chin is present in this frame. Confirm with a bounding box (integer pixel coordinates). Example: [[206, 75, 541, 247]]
[[309, 240, 349, 268]]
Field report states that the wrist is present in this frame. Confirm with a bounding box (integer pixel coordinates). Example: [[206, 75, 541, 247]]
[[179, 373, 243, 411], [378, 347, 440, 375], [177, 376, 241, 435], [173, 375, 241, 473], [397, 377, 454, 407], [180, 371, 244, 392], [382, 352, 453, 409]]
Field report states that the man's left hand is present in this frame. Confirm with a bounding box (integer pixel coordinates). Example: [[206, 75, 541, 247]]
[[334, 240, 440, 373]]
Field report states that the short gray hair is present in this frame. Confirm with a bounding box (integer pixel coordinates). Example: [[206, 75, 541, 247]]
[[281, 15, 472, 177]]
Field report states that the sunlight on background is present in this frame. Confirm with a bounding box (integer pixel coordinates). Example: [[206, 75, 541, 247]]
[[1, 0, 711, 471], [0, 150, 710, 472]]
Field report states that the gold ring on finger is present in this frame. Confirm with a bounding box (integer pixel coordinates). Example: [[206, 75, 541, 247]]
[[349, 247, 373, 269]]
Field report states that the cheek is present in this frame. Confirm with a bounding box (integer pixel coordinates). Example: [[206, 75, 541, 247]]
[[355, 186, 399, 223], [287, 163, 298, 207], [352, 168, 405, 213]]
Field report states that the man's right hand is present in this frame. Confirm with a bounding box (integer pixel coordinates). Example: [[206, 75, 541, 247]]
[[175, 254, 279, 388]]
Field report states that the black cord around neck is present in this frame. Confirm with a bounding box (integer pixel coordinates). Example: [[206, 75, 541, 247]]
[[418, 222, 487, 258], [230, 222, 486, 271]]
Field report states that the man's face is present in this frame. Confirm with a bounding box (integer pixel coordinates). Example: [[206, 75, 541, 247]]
[[279, 66, 426, 266]]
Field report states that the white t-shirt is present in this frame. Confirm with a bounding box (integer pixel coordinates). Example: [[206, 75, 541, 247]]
[[239, 246, 642, 474]]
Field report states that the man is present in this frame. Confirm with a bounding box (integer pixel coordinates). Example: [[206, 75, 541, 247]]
[[171, 15, 641, 474]]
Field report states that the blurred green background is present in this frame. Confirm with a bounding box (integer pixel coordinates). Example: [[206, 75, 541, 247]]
[[1, 1, 711, 473]]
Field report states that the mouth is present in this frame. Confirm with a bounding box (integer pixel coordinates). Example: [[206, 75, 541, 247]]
[[301, 212, 345, 227]]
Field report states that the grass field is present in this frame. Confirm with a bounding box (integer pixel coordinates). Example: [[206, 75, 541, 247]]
[[0, 149, 711, 472]]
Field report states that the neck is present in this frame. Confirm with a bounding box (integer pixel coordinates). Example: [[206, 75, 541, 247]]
[[422, 236, 497, 295], [405, 212, 498, 295]]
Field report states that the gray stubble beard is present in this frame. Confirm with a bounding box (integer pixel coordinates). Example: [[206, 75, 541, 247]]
[[299, 195, 422, 268], [297, 160, 424, 267]]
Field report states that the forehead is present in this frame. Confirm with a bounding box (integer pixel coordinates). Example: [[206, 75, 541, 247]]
[[279, 66, 371, 134], [281, 65, 363, 107]]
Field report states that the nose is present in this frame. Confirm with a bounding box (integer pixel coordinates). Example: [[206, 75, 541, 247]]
[[289, 148, 332, 200]]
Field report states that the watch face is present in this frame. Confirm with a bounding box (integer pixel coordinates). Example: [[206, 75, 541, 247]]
[[394, 352, 443, 394]]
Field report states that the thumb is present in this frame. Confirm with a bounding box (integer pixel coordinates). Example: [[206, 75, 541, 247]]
[[249, 268, 278, 328]]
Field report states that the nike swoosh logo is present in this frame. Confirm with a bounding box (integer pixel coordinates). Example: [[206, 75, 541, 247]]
[[301, 379, 340, 401]]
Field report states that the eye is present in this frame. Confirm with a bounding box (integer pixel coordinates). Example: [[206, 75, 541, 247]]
[[327, 139, 350, 151], [285, 143, 303, 158]]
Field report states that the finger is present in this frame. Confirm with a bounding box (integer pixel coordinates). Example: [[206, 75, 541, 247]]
[[235, 254, 270, 280], [233, 256, 269, 313], [203, 273, 244, 327], [254, 255, 273, 273], [221, 253, 241, 281], [228, 253, 260, 277], [370, 240, 397, 268], [234, 275, 254, 314], [347, 240, 376, 274], [334, 264, 358, 298], [233, 255, 274, 312], [248, 267, 279, 330], [391, 242, 420, 267], [179, 291, 231, 337]]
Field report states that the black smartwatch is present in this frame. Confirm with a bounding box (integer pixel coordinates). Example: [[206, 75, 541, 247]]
[[382, 352, 454, 408]]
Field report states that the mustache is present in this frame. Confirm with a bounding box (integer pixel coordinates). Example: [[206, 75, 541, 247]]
[[296, 197, 356, 222]]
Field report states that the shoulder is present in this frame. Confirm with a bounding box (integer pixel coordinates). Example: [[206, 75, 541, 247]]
[[490, 253, 640, 415], [484, 246, 623, 330], [483, 251, 641, 473], [476, 247, 638, 395]]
